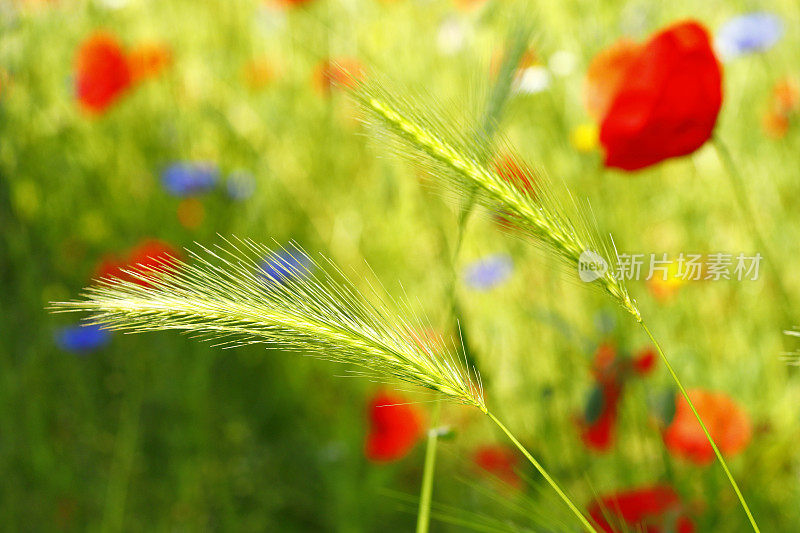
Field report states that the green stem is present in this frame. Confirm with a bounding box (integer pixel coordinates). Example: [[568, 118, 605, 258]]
[[486, 411, 598, 533], [414, 28, 530, 532], [712, 137, 792, 316], [101, 357, 143, 533], [415, 401, 442, 533], [640, 321, 760, 533]]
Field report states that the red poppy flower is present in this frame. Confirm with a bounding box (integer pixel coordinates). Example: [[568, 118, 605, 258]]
[[579, 342, 658, 452], [771, 77, 800, 116], [762, 77, 799, 139], [95, 239, 181, 287], [493, 154, 536, 196], [663, 389, 751, 465], [632, 347, 657, 376], [491, 154, 537, 230], [127, 240, 181, 285], [128, 42, 172, 83], [314, 58, 364, 95], [95, 254, 128, 281], [586, 21, 722, 171], [588, 485, 694, 533], [453, 0, 487, 11], [579, 343, 623, 451], [275, 0, 316, 7], [591, 342, 619, 384], [762, 111, 789, 139], [473, 445, 521, 488], [365, 391, 424, 462], [579, 382, 621, 452], [75, 32, 133, 114]]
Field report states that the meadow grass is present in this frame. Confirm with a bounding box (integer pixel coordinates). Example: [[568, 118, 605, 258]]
[[3, 0, 800, 530], [53, 238, 601, 530]]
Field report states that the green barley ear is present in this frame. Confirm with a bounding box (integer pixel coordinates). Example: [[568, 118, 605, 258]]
[[51, 238, 598, 531], [348, 80, 640, 320], [50, 237, 486, 412]]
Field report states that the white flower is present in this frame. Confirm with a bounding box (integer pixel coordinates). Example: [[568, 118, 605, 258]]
[[437, 17, 471, 56], [514, 66, 550, 94]]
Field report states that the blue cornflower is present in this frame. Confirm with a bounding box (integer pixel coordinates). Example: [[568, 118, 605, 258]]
[[226, 170, 256, 201], [55, 323, 111, 354], [463, 254, 513, 290], [161, 162, 219, 197], [259, 249, 313, 283], [716, 13, 783, 60]]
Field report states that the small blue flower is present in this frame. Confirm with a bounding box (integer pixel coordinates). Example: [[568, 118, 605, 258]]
[[463, 254, 513, 290], [716, 13, 783, 60], [226, 170, 256, 201], [259, 249, 313, 284], [161, 162, 219, 197], [55, 323, 111, 354]]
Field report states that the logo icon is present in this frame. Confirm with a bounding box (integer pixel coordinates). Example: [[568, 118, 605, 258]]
[[578, 250, 608, 282]]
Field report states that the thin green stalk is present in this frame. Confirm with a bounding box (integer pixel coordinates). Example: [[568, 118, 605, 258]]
[[412, 205, 475, 533], [641, 321, 760, 533], [712, 137, 792, 315], [416, 400, 442, 533], [486, 411, 598, 533], [414, 147, 479, 533], [415, 28, 530, 532]]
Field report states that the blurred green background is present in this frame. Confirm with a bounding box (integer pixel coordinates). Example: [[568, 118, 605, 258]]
[[3, 0, 800, 530]]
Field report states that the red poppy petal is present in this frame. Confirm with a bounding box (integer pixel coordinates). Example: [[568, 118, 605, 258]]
[[598, 21, 722, 171], [365, 391, 423, 462], [580, 383, 621, 451], [473, 445, 522, 488], [75, 32, 132, 114], [588, 485, 693, 532], [584, 39, 643, 120], [663, 389, 751, 464]]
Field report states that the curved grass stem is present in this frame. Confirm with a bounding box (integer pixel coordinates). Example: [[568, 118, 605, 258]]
[[640, 321, 760, 533], [486, 411, 598, 533], [416, 400, 442, 533]]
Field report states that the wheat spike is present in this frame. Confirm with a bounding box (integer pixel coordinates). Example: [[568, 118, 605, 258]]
[[350, 81, 640, 320], [50, 237, 486, 412]]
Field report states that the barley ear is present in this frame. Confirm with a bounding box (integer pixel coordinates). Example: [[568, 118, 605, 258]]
[[50, 237, 486, 412], [349, 81, 640, 320]]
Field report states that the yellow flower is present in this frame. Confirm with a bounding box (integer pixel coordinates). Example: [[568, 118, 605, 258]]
[[647, 261, 687, 302], [570, 122, 598, 152]]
